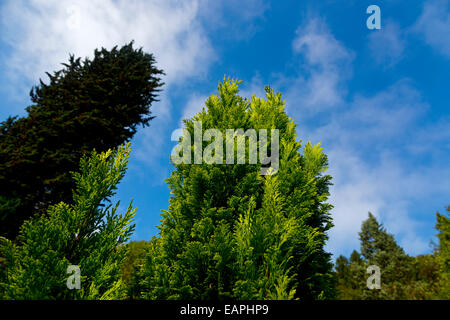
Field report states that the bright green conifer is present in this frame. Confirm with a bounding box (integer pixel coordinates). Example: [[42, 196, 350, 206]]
[[0, 144, 135, 299], [138, 78, 335, 300]]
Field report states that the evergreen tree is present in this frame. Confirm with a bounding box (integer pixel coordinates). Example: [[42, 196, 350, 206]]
[[0, 143, 136, 299], [335, 212, 443, 300], [335, 250, 366, 299], [408, 254, 440, 299], [358, 212, 414, 299], [0, 42, 163, 239], [138, 78, 334, 300], [120, 240, 150, 299], [435, 206, 450, 299]]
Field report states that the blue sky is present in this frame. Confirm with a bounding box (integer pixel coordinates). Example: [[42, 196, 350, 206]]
[[0, 0, 449, 259]]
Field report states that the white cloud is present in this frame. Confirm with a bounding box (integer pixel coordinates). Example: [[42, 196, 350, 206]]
[[368, 21, 406, 67], [0, 0, 217, 181], [305, 80, 447, 258], [414, 0, 450, 57], [181, 93, 209, 125], [311, 79, 428, 152], [285, 17, 354, 114], [283, 17, 448, 258], [239, 73, 267, 100], [0, 0, 214, 96], [325, 147, 438, 257], [406, 115, 450, 156], [293, 18, 352, 68], [199, 0, 269, 41]]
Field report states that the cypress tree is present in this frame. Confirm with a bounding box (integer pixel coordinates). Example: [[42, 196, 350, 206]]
[[138, 78, 335, 300], [0, 42, 164, 239], [0, 143, 135, 299]]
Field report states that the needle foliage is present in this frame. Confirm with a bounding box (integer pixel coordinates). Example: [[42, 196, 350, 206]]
[[0, 143, 136, 299], [136, 78, 335, 300]]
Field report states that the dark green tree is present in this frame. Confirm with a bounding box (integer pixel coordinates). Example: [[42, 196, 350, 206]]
[[358, 212, 415, 299], [335, 250, 366, 299], [408, 254, 440, 299], [335, 212, 443, 300], [0, 143, 135, 299], [120, 240, 150, 299], [137, 78, 335, 300], [435, 206, 450, 299], [0, 42, 163, 239]]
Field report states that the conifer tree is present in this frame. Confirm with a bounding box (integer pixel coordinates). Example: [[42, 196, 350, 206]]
[[435, 206, 450, 299], [0, 42, 163, 239], [138, 78, 334, 300], [335, 212, 442, 300], [358, 212, 414, 299], [120, 240, 150, 299], [335, 250, 366, 299], [0, 143, 135, 299]]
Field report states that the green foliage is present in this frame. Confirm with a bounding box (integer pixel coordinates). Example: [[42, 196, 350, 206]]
[[435, 206, 450, 299], [0, 42, 163, 239], [137, 78, 335, 300], [336, 212, 442, 300], [0, 144, 136, 299], [359, 213, 414, 299], [119, 240, 151, 299], [335, 251, 367, 300]]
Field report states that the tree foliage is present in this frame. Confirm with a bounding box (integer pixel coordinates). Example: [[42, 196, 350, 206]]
[[136, 78, 335, 300], [0, 42, 163, 239], [336, 212, 443, 300], [119, 240, 151, 299], [0, 144, 136, 299], [435, 206, 450, 299]]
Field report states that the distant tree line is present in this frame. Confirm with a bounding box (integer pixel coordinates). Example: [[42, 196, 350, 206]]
[[335, 209, 449, 299]]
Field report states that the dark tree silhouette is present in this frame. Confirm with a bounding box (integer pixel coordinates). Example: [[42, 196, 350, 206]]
[[0, 42, 164, 239]]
